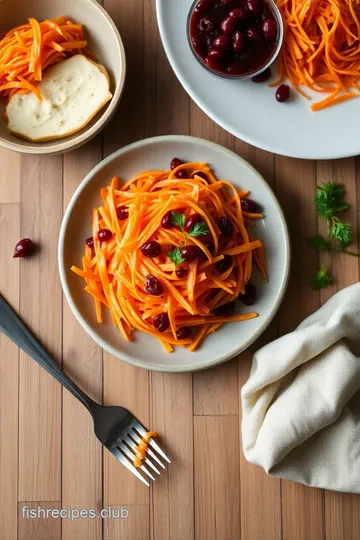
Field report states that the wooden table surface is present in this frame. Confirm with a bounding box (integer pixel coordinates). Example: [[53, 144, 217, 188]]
[[1, 1, 360, 539]]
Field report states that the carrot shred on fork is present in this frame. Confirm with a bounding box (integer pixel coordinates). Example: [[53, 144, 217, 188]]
[[0, 17, 93, 102], [71, 163, 268, 353], [274, 0, 360, 111]]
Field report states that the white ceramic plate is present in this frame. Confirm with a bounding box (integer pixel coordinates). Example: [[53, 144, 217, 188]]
[[59, 136, 290, 372], [156, 0, 360, 160]]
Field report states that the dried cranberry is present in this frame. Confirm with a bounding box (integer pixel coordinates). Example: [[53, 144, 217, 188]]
[[145, 275, 163, 296], [176, 267, 187, 278], [176, 169, 188, 179], [184, 213, 203, 233], [98, 229, 113, 242], [13, 238, 34, 258], [176, 327, 192, 340], [141, 241, 161, 258], [116, 206, 128, 220], [162, 210, 174, 229], [214, 302, 236, 315], [86, 237, 94, 248], [168, 244, 177, 255], [241, 198, 259, 213], [216, 255, 233, 273], [153, 313, 170, 333], [218, 217, 234, 237], [194, 171, 208, 180], [200, 242, 215, 259], [170, 157, 182, 170], [229, 8, 247, 20], [239, 283, 256, 305], [181, 245, 201, 261], [252, 68, 271, 83], [276, 84, 290, 103], [262, 19, 277, 41]]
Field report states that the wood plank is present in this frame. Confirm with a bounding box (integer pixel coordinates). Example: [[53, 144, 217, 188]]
[[317, 158, 360, 540], [150, 373, 194, 540], [18, 155, 62, 502], [194, 359, 239, 415], [0, 204, 19, 540], [18, 502, 61, 540], [194, 415, 240, 540], [104, 506, 149, 540], [0, 147, 20, 203], [62, 142, 103, 540], [275, 156, 324, 540]]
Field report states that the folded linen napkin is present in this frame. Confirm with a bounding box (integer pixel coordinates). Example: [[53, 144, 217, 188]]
[[241, 282, 360, 493]]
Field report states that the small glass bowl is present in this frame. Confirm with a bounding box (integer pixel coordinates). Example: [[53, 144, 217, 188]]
[[187, 0, 284, 80]]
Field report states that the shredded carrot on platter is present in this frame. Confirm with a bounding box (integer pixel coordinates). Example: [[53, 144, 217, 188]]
[[71, 163, 268, 353], [0, 17, 93, 102], [274, 0, 360, 111]]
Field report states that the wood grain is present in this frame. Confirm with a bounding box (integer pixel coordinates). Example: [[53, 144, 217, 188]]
[[18, 502, 61, 540]]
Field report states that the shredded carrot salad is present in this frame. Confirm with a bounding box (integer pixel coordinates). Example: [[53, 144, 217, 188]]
[[274, 0, 360, 111], [71, 162, 268, 353], [133, 432, 157, 468], [0, 17, 93, 102]]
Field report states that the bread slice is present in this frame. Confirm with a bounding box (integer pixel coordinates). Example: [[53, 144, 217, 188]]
[[6, 55, 113, 142]]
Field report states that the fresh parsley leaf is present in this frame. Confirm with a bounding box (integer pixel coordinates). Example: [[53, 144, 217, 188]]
[[306, 235, 329, 251], [311, 269, 334, 290], [168, 247, 184, 267], [332, 221, 352, 249], [315, 183, 350, 219], [189, 221, 209, 238], [171, 211, 186, 229]]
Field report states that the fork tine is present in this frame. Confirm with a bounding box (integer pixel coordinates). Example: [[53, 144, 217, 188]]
[[125, 436, 161, 475], [131, 430, 166, 470], [120, 444, 156, 482], [132, 421, 172, 464], [110, 447, 149, 487]]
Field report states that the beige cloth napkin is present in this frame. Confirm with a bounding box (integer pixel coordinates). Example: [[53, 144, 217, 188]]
[[241, 282, 360, 493]]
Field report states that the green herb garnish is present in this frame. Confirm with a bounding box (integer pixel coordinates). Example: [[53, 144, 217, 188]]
[[307, 183, 359, 289], [189, 221, 209, 238], [168, 247, 185, 267], [171, 211, 186, 230]]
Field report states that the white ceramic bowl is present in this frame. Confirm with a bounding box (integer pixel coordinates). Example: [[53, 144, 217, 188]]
[[0, 0, 126, 155], [59, 135, 290, 372]]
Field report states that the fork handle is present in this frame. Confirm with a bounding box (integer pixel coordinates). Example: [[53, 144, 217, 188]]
[[0, 294, 97, 415]]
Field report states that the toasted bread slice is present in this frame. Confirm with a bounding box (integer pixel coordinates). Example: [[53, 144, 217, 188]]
[[6, 55, 112, 142]]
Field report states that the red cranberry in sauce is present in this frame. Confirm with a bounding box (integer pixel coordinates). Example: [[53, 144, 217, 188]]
[[199, 16, 216, 33], [220, 15, 238, 34], [162, 210, 174, 229], [176, 267, 187, 279], [141, 241, 161, 258], [233, 31, 246, 54], [262, 19, 277, 41], [220, 0, 233, 4], [252, 67, 271, 82], [153, 313, 170, 333], [194, 0, 213, 14], [171, 157, 182, 170], [218, 216, 234, 237], [200, 242, 215, 259], [276, 84, 290, 102], [176, 326, 192, 340], [246, 0, 261, 16], [181, 245, 201, 261], [213, 34, 231, 50], [184, 213, 203, 233], [116, 206, 128, 220], [214, 302, 236, 315], [86, 237, 94, 248], [239, 283, 257, 305], [98, 229, 112, 242], [241, 198, 259, 213], [13, 238, 34, 258], [176, 169, 188, 179], [246, 28, 262, 41], [208, 48, 225, 60], [145, 274, 163, 296], [216, 255, 233, 273], [230, 7, 247, 20]]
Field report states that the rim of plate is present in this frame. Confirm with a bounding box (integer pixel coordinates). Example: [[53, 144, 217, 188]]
[[59, 135, 290, 372], [155, 0, 360, 160]]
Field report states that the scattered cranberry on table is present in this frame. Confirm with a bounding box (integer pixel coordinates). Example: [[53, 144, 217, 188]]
[[239, 283, 257, 305], [276, 84, 290, 102], [153, 313, 170, 333], [86, 237, 94, 248], [98, 229, 113, 242], [141, 241, 161, 258], [218, 216, 234, 237], [176, 326, 192, 340], [145, 274, 163, 296], [116, 206, 128, 220], [181, 245, 201, 261], [13, 238, 34, 258], [216, 254, 233, 273]]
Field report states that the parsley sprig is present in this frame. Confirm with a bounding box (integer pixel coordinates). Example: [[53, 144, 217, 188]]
[[170, 210, 209, 243], [307, 183, 359, 289], [168, 247, 185, 267]]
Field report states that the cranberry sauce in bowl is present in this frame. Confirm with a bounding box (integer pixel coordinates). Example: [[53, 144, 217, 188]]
[[188, 0, 283, 78]]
